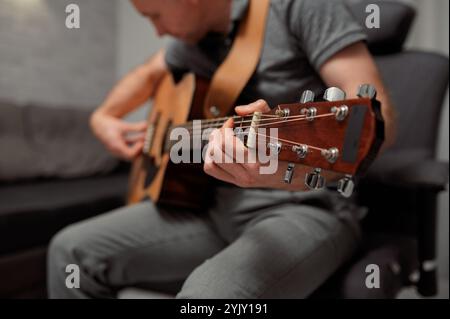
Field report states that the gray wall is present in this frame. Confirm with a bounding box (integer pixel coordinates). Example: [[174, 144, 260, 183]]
[[116, 0, 163, 122], [0, 0, 117, 109], [116, 0, 161, 79]]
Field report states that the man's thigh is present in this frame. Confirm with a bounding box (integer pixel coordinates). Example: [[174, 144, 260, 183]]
[[49, 201, 226, 292], [177, 203, 361, 299]]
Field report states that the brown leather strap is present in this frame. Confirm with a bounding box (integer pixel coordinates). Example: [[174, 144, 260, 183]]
[[203, 0, 271, 118]]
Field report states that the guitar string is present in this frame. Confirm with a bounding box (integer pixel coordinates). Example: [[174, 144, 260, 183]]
[[195, 105, 327, 124], [178, 113, 335, 133], [170, 106, 334, 129], [168, 113, 334, 151], [164, 114, 337, 152], [165, 130, 328, 154], [172, 102, 344, 128], [251, 131, 326, 152], [169, 114, 277, 129], [170, 114, 308, 130]]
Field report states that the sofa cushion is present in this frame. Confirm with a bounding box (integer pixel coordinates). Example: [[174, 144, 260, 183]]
[[0, 171, 129, 255], [0, 101, 119, 181]]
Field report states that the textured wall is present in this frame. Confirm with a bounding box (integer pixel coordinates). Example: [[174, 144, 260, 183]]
[[0, 0, 117, 109], [116, 0, 161, 79], [116, 0, 163, 122]]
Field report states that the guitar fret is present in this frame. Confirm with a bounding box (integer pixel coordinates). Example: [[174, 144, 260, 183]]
[[163, 115, 250, 152]]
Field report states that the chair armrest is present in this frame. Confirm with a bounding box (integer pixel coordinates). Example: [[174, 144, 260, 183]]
[[365, 149, 449, 192], [386, 160, 448, 191]]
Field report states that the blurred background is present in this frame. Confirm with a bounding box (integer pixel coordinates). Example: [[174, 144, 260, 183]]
[[0, 0, 448, 299]]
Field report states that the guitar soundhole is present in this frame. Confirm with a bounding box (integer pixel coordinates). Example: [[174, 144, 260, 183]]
[[143, 156, 158, 189]]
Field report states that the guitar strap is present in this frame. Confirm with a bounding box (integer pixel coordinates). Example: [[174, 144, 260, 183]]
[[203, 0, 271, 118]]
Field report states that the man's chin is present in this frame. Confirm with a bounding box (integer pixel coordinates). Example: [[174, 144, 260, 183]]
[[179, 37, 200, 45], [174, 33, 205, 45], [180, 38, 197, 45]]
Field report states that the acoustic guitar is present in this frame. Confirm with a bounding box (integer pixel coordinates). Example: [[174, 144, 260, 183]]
[[127, 73, 384, 210]]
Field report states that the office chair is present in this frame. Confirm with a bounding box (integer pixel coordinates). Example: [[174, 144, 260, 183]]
[[311, 0, 449, 299]]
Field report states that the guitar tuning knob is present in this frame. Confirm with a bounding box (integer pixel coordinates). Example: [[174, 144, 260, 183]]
[[324, 87, 346, 102], [267, 142, 282, 155], [357, 84, 377, 99], [300, 90, 315, 103], [321, 147, 339, 164], [284, 163, 296, 184], [337, 175, 355, 198], [305, 168, 326, 190]]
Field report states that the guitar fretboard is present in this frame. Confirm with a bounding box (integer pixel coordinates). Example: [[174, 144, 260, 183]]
[[163, 116, 250, 152]]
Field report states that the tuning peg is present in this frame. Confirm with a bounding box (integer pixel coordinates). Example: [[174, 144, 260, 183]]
[[324, 87, 346, 102], [267, 142, 282, 155], [331, 105, 349, 121], [321, 147, 339, 164], [275, 108, 290, 119], [337, 175, 355, 198], [284, 163, 296, 184], [305, 168, 326, 190], [300, 107, 317, 121], [357, 84, 377, 99], [292, 144, 308, 159], [300, 90, 315, 103]]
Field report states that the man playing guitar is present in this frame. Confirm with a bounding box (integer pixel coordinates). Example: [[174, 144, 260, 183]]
[[48, 0, 396, 299]]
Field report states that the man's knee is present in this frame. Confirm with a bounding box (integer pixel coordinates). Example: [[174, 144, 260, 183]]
[[48, 224, 86, 267], [48, 217, 106, 268]]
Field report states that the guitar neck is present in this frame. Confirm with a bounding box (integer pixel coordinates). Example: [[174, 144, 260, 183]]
[[164, 115, 249, 152]]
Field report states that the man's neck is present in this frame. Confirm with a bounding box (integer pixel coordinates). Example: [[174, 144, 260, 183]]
[[208, 0, 233, 35]]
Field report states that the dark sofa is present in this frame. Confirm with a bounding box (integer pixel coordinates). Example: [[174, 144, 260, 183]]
[[0, 101, 130, 298]]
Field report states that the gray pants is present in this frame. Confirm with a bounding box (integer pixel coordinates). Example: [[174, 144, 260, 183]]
[[47, 187, 362, 299]]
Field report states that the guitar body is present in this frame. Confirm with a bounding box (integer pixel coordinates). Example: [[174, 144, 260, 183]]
[[127, 73, 213, 211]]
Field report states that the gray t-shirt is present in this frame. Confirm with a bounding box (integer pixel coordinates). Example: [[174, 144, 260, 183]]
[[165, 0, 367, 108]]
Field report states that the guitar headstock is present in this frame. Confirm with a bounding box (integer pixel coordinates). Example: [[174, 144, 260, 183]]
[[247, 84, 384, 197]]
